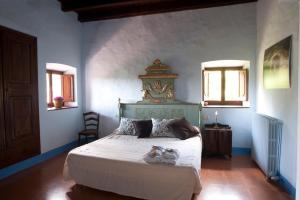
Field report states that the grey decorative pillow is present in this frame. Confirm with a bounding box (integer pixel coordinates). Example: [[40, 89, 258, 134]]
[[151, 118, 174, 137], [118, 117, 136, 135]]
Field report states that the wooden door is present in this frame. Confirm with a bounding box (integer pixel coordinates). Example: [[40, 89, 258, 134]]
[[0, 35, 5, 153], [0, 26, 40, 168]]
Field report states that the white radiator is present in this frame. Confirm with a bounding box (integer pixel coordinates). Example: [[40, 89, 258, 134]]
[[252, 114, 283, 180]]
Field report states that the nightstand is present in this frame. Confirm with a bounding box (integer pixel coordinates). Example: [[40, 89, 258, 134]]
[[202, 123, 232, 158]]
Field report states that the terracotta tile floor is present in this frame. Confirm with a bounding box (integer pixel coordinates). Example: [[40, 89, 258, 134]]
[[0, 153, 292, 200]]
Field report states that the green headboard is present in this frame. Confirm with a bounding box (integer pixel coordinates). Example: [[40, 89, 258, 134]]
[[118, 100, 202, 127]]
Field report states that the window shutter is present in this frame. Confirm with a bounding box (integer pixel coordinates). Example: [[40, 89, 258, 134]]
[[203, 70, 209, 98], [238, 69, 247, 100], [62, 74, 74, 102]]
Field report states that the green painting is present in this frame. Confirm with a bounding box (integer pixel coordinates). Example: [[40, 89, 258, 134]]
[[263, 36, 292, 89]]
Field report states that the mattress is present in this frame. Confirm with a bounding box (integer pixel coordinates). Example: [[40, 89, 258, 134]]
[[63, 133, 202, 200]]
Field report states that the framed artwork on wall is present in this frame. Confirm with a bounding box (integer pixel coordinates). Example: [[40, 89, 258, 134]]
[[263, 36, 292, 89]]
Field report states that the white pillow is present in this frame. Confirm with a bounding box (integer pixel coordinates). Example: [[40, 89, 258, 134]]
[[118, 117, 136, 135], [151, 118, 175, 137]]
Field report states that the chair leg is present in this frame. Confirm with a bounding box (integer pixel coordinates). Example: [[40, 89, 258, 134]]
[[78, 134, 81, 146]]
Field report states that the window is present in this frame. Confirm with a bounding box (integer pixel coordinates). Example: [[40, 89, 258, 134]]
[[202, 67, 248, 106], [46, 70, 75, 108]]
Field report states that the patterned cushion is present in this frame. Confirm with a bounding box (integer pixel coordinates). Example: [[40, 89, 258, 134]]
[[151, 118, 174, 137], [118, 117, 136, 135]]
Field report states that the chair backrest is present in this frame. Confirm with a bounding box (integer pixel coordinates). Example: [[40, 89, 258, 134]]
[[83, 111, 99, 132]]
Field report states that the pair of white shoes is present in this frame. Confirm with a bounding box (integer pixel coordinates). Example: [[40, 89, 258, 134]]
[[144, 146, 180, 165]]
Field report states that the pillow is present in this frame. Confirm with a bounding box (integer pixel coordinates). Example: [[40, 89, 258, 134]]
[[132, 120, 153, 138], [167, 118, 199, 140], [151, 118, 174, 137], [118, 117, 136, 135]]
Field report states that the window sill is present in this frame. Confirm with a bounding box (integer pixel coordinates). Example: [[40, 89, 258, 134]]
[[203, 105, 250, 108], [47, 106, 78, 111]]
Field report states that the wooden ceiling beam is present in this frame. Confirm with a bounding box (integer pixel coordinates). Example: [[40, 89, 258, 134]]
[[58, 0, 258, 22], [58, 0, 139, 12]]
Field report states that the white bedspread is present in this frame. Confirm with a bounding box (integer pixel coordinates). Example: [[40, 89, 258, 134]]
[[64, 134, 202, 200]]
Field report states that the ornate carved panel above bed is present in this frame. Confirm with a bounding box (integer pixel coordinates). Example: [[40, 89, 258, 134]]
[[119, 102, 202, 127], [138, 59, 179, 104], [119, 59, 201, 126]]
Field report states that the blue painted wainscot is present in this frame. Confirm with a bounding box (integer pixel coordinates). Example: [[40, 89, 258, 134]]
[[232, 147, 251, 156], [0, 142, 251, 181], [0, 138, 293, 199], [278, 173, 296, 200], [0, 141, 77, 180]]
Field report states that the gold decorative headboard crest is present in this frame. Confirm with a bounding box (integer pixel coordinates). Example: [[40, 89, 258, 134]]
[[138, 59, 179, 104]]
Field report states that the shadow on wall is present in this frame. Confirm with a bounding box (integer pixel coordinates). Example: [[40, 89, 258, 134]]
[[83, 6, 256, 135], [84, 19, 128, 135], [99, 115, 120, 137], [166, 57, 190, 100]]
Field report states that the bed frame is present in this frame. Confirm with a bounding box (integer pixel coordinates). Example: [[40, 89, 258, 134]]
[[65, 99, 203, 200], [118, 99, 202, 127]]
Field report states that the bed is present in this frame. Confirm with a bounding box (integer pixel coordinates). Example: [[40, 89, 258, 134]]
[[64, 102, 202, 200]]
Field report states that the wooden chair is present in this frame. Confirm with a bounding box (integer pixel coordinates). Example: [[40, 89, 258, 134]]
[[78, 111, 99, 145]]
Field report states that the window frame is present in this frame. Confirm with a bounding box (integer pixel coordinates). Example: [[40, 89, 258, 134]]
[[46, 70, 75, 108], [202, 66, 248, 106]]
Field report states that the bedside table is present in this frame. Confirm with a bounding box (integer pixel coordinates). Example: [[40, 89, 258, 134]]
[[202, 123, 232, 158]]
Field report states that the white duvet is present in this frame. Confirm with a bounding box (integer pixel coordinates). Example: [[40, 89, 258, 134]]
[[64, 133, 202, 200]]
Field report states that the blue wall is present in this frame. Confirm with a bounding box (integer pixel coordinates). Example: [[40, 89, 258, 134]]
[[255, 0, 298, 188], [202, 108, 253, 148], [0, 0, 84, 153], [82, 3, 257, 142]]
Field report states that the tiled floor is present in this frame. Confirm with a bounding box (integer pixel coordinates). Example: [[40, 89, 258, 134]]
[[0, 153, 291, 200]]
